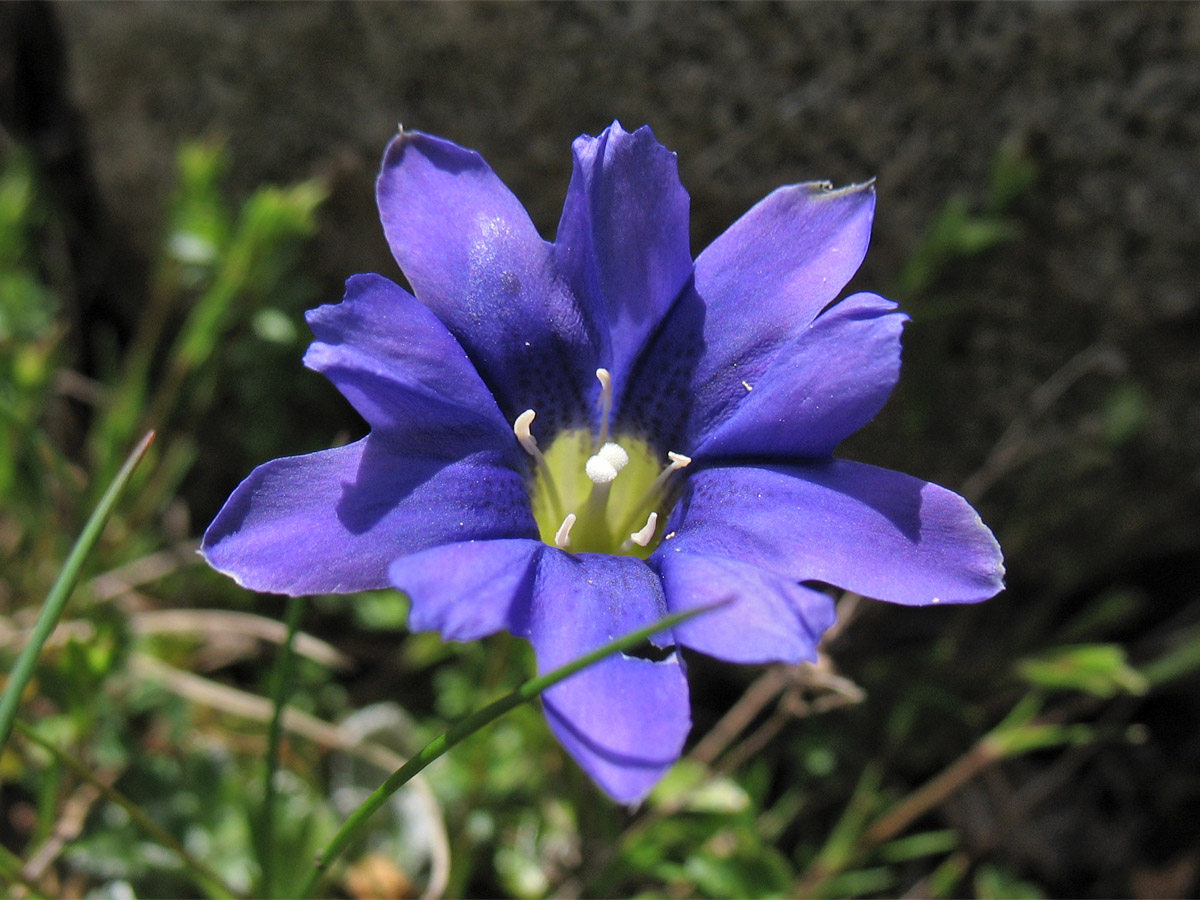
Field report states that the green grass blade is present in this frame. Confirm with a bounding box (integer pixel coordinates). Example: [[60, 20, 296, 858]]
[[0, 431, 155, 754], [258, 594, 306, 898]]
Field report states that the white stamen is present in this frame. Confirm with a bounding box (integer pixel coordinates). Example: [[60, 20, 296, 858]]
[[666, 451, 692, 471], [513, 409, 540, 455], [585, 455, 619, 484], [612, 449, 693, 543], [596, 368, 613, 444], [630, 511, 658, 547], [554, 513, 577, 549], [514, 408, 563, 521], [647, 451, 691, 495], [597, 441, 629, 472]]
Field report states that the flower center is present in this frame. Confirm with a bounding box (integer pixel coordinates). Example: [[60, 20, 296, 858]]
[[514, 369, 691, 557]]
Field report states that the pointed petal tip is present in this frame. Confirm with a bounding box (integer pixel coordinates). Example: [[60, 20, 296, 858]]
[[791, 178, 877, 204], [892, 510, 1005, 607], [379, 128, 486, 180], [198, 537, 270, 596], [576, 120, 672, 159]]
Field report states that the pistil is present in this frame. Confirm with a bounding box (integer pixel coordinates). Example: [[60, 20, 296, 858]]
[[595, 368, 613, 446], [521, 389, 693, 556]]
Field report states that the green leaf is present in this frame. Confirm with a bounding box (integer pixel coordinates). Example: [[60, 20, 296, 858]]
[[647, 758, 750, 815], [991, 721, 1093, 757], [1016, 644, 1148, 698], [973, 862, 1046, 899], [1140, 622, 1200, 687], [878, 829, 959, 863], [987, 140, 1039, 214], [813, 866, 895, 899]]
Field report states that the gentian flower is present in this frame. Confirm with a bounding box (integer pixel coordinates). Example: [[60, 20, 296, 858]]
[[203, 123, 1004, 803]]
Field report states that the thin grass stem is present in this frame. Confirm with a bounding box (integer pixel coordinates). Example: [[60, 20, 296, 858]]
[[299, 599, 727, 899], [0, 431, 155, 755], [259, 594, 305, 898]]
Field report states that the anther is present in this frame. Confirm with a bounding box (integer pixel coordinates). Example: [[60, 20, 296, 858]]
[[666, 451, 692, 471], [554, 513, 577, 549], [514, 409, 540, 457], [630, 511, 658, 547], [642, 450, 691, 499], [513, 408, 563, 520]]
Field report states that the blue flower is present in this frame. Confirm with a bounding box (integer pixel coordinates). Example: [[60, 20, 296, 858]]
[[203, 123, 1004, 803]]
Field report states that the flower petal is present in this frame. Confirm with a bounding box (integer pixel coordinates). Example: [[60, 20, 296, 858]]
[[555, 123, 692, 402], [389, 539, 542, 643], [518, 551, 691, 804], [690, 292, 907, 460], [376, 130, 598, 432], [664, 461, 1004, 606], [653, 551, 836, 664], [202, 437, 537, 596], [303, 274, 515, 448], [620, 181, 876, 451]]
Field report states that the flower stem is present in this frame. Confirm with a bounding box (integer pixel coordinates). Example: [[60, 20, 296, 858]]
[[298, 599, 727, 899], [0, 431, 155, 756], [258, 594, 306, 899]]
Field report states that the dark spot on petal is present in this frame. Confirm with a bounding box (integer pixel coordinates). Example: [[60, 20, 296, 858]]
[[622, 640, 676, 662]]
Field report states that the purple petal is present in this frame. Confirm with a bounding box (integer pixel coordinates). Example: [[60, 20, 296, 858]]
[[389, 539, 542, 642], [303, 274, 514, 448], [202, 437, 537, 596], [693, 179, 877, 358], [393, 543, 693, 802], [620, 181, 876, 451], [518, 551, 691, 804], [664, 461, 1004, 606], [653, 551, 836, 664], [555, 123, 692, 403], [376, 130, 598, 432], [690, 292, 907, 460]]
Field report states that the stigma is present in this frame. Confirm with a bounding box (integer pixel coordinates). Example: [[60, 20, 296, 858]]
[[585, 441, 630, 484]]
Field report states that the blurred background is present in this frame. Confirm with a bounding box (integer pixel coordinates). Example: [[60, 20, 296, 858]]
[[2, 2, 1198, 898]]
